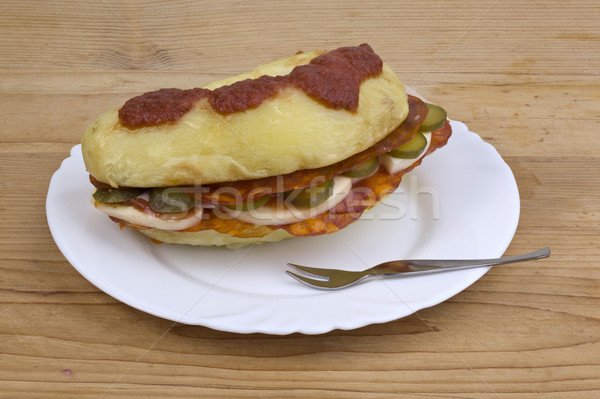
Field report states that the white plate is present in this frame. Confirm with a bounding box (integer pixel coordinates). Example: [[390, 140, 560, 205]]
[[46, 121, 519, 335]]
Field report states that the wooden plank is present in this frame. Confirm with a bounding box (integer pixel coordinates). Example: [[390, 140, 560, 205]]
[[0, 0, 598, 397]]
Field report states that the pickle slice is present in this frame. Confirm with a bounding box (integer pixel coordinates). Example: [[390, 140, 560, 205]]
[[225, 196, 269, 212], [285, 179, 334, 208], [419, 103, 447, 133], [149, 188, 195, 213], [341, 157, 379, 178], [388, 131, 427, 159], [93, 187, 144, 203]]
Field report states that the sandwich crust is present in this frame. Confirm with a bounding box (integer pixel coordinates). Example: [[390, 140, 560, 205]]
[[140, 228, 293, 249], [82, 48, 409, 187]]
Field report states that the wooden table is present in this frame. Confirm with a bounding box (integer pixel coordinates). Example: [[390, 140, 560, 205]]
[[1, 1, 598, 397]]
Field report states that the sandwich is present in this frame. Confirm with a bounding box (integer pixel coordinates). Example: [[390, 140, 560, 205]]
[[82, 43, 452, 247]]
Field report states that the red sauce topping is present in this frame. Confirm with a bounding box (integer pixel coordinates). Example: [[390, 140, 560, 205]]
[[119, 88, 209, 128], [288, 43, 382, 111], [209, 75, 286, 115], [118, 44, 383, 128]]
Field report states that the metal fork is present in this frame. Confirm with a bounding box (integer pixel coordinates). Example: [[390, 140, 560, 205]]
[[286, 247, 550, 290]]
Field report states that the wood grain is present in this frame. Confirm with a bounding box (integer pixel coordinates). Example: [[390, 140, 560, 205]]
[[1, 0, 598, 398]]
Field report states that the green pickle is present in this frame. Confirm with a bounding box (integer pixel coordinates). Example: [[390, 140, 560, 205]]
[[388, 131, 427, 159], [419, 102, 447, 133], [342, 157, 379, 178], [225, 196, 269, 212], [93, 187, 144, 203], [285, 179, 334, 208], [149, 188, 195, 213]]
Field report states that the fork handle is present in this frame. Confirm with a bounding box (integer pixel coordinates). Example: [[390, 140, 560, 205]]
[[373, 247, 550, 275]]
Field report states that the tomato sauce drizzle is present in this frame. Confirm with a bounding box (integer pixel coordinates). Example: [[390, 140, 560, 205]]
[[118, 44, 382, 128]]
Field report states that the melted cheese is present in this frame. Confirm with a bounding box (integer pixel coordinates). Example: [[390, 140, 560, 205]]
[[380, 132, 431, 174], [223, 175, 352, 225], [95, 201, 204, 231]]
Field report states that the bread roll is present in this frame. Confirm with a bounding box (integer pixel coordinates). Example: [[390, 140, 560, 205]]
[[81, 49, 409, 187], [140, 228, 293, 249], [82, 44, 454, 248]]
